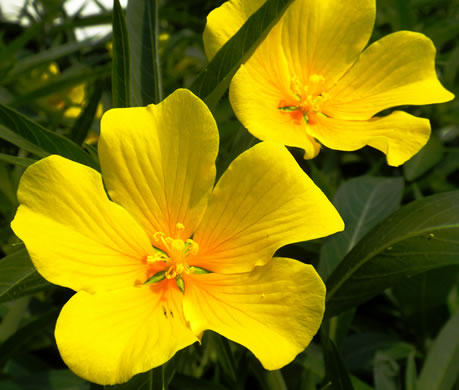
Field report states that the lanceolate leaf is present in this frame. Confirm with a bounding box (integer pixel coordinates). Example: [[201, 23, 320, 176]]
[[126, 0, 162, 105], [323, 337, 355, 390], [0, 104, 97, 169], [319, 177, 404, 280], [112, 0, 131, 108], [0, 152, 36, 168], [325, 191, 459, 318], [0, 249, 51, 304], [417, 310, 459, 390], [189, 0, 294, 109]]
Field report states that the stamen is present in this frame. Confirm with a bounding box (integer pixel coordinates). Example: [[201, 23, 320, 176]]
[[185, 239, 199, 255], [278, 74, 328, 124]]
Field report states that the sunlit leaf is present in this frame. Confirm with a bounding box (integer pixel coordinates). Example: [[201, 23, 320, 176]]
[[126, 0, 162, 105], [190, 0, 294, 109], [0, 104, 98, 169]]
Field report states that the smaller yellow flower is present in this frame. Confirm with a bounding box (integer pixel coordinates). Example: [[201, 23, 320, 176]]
[[11, 89, 343, 385], [204, 0, 454, 166]]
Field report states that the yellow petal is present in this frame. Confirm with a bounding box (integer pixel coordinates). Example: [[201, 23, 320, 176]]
[[192, 142, 343, 274], [11, 155, 153, 292], [309, 111, 431, 166], [229, 65, 321, 159], [325, 32, 455, 120], [203, 0, 265, 60], [183, 257, 325, 370], [99, 89, 218, 241], [280, 0, 375, 86], [56, 283, 197, 385]]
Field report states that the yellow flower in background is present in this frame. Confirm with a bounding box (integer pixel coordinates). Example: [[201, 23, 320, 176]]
[[11, 89, 343, 385], [19, 62, 102, 120], [204, 0, 454, 166]]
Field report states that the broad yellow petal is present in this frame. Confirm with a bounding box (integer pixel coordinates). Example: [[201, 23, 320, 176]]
[[325, 32, 455, 120], [56, 283, 197, 385], [280, 0, 375, 87], [183, 257, 325, 370], [203, 0, 264, 60], [192, 142, 343, 274], [229, 65, 321, 159], [11, 155, 153, 293], [309, 111, 431, 166], [99, 89, 218, 241]]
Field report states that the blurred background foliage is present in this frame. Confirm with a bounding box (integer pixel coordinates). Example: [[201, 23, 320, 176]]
[[0, 0, 458, 389]]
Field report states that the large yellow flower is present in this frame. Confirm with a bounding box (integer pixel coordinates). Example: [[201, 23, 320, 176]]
[[11, 89, 343, 385], [204, 0, 454, 166]]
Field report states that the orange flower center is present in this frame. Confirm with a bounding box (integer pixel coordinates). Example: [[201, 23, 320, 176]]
[[144, 223, 208, 292], [278, 74, 329, 125]]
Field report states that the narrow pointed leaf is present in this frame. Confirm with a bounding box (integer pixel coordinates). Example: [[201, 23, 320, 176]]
[[417, 311, 459, 390], [323, 337, 355, 390], [325, 191, 459, 318], [126, 0, 162, 105], [0, 104, 97, 168], [189, 0, 294, 109], [112, 0, 130, 108], [4, 39, 94, 84], [0, 152, 36, 168], [0, 249, 51, 304]]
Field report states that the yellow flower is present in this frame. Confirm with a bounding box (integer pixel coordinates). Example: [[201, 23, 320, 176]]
[[204, 0, 454, 166], [11, 89, 343, 385]]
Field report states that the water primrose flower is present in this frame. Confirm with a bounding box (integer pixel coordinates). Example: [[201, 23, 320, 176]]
[[11, 89, 343, 385], [204, 0, 454, 166]]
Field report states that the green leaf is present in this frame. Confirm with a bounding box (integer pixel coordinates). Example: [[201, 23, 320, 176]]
[[343, 332, 415, 372], [319, 177, 404, 280], [207, 332, 237, 382], [0, 249, 51, 304], [189, 0, 294, 109], [0, 309, 59, 371], [0, 152, 37, 168], [69, 79, 104, 145], [4, 39, 94, 84], [417, 310, 459, 390], [170, 374, 230, 390], [392, 266, 458, 343], [373, 352, 399, 390], [405, 351, 417, 390], [325, 191, 459, 318], [403, 136, 444, 181], [126, 0, 162, 105], [112, 0, 131, 108], [0, 104, 98, 169], [323, 337, 355, 390], [10, 64, 110, 108], [104, 371, 151, 390]]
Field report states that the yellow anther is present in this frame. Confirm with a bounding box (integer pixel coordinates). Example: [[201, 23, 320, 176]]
[[153, 231, 164, 241], [176, 222, 185, 231], [309, 74, 325, 84], [185, 239, 199, 255]]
